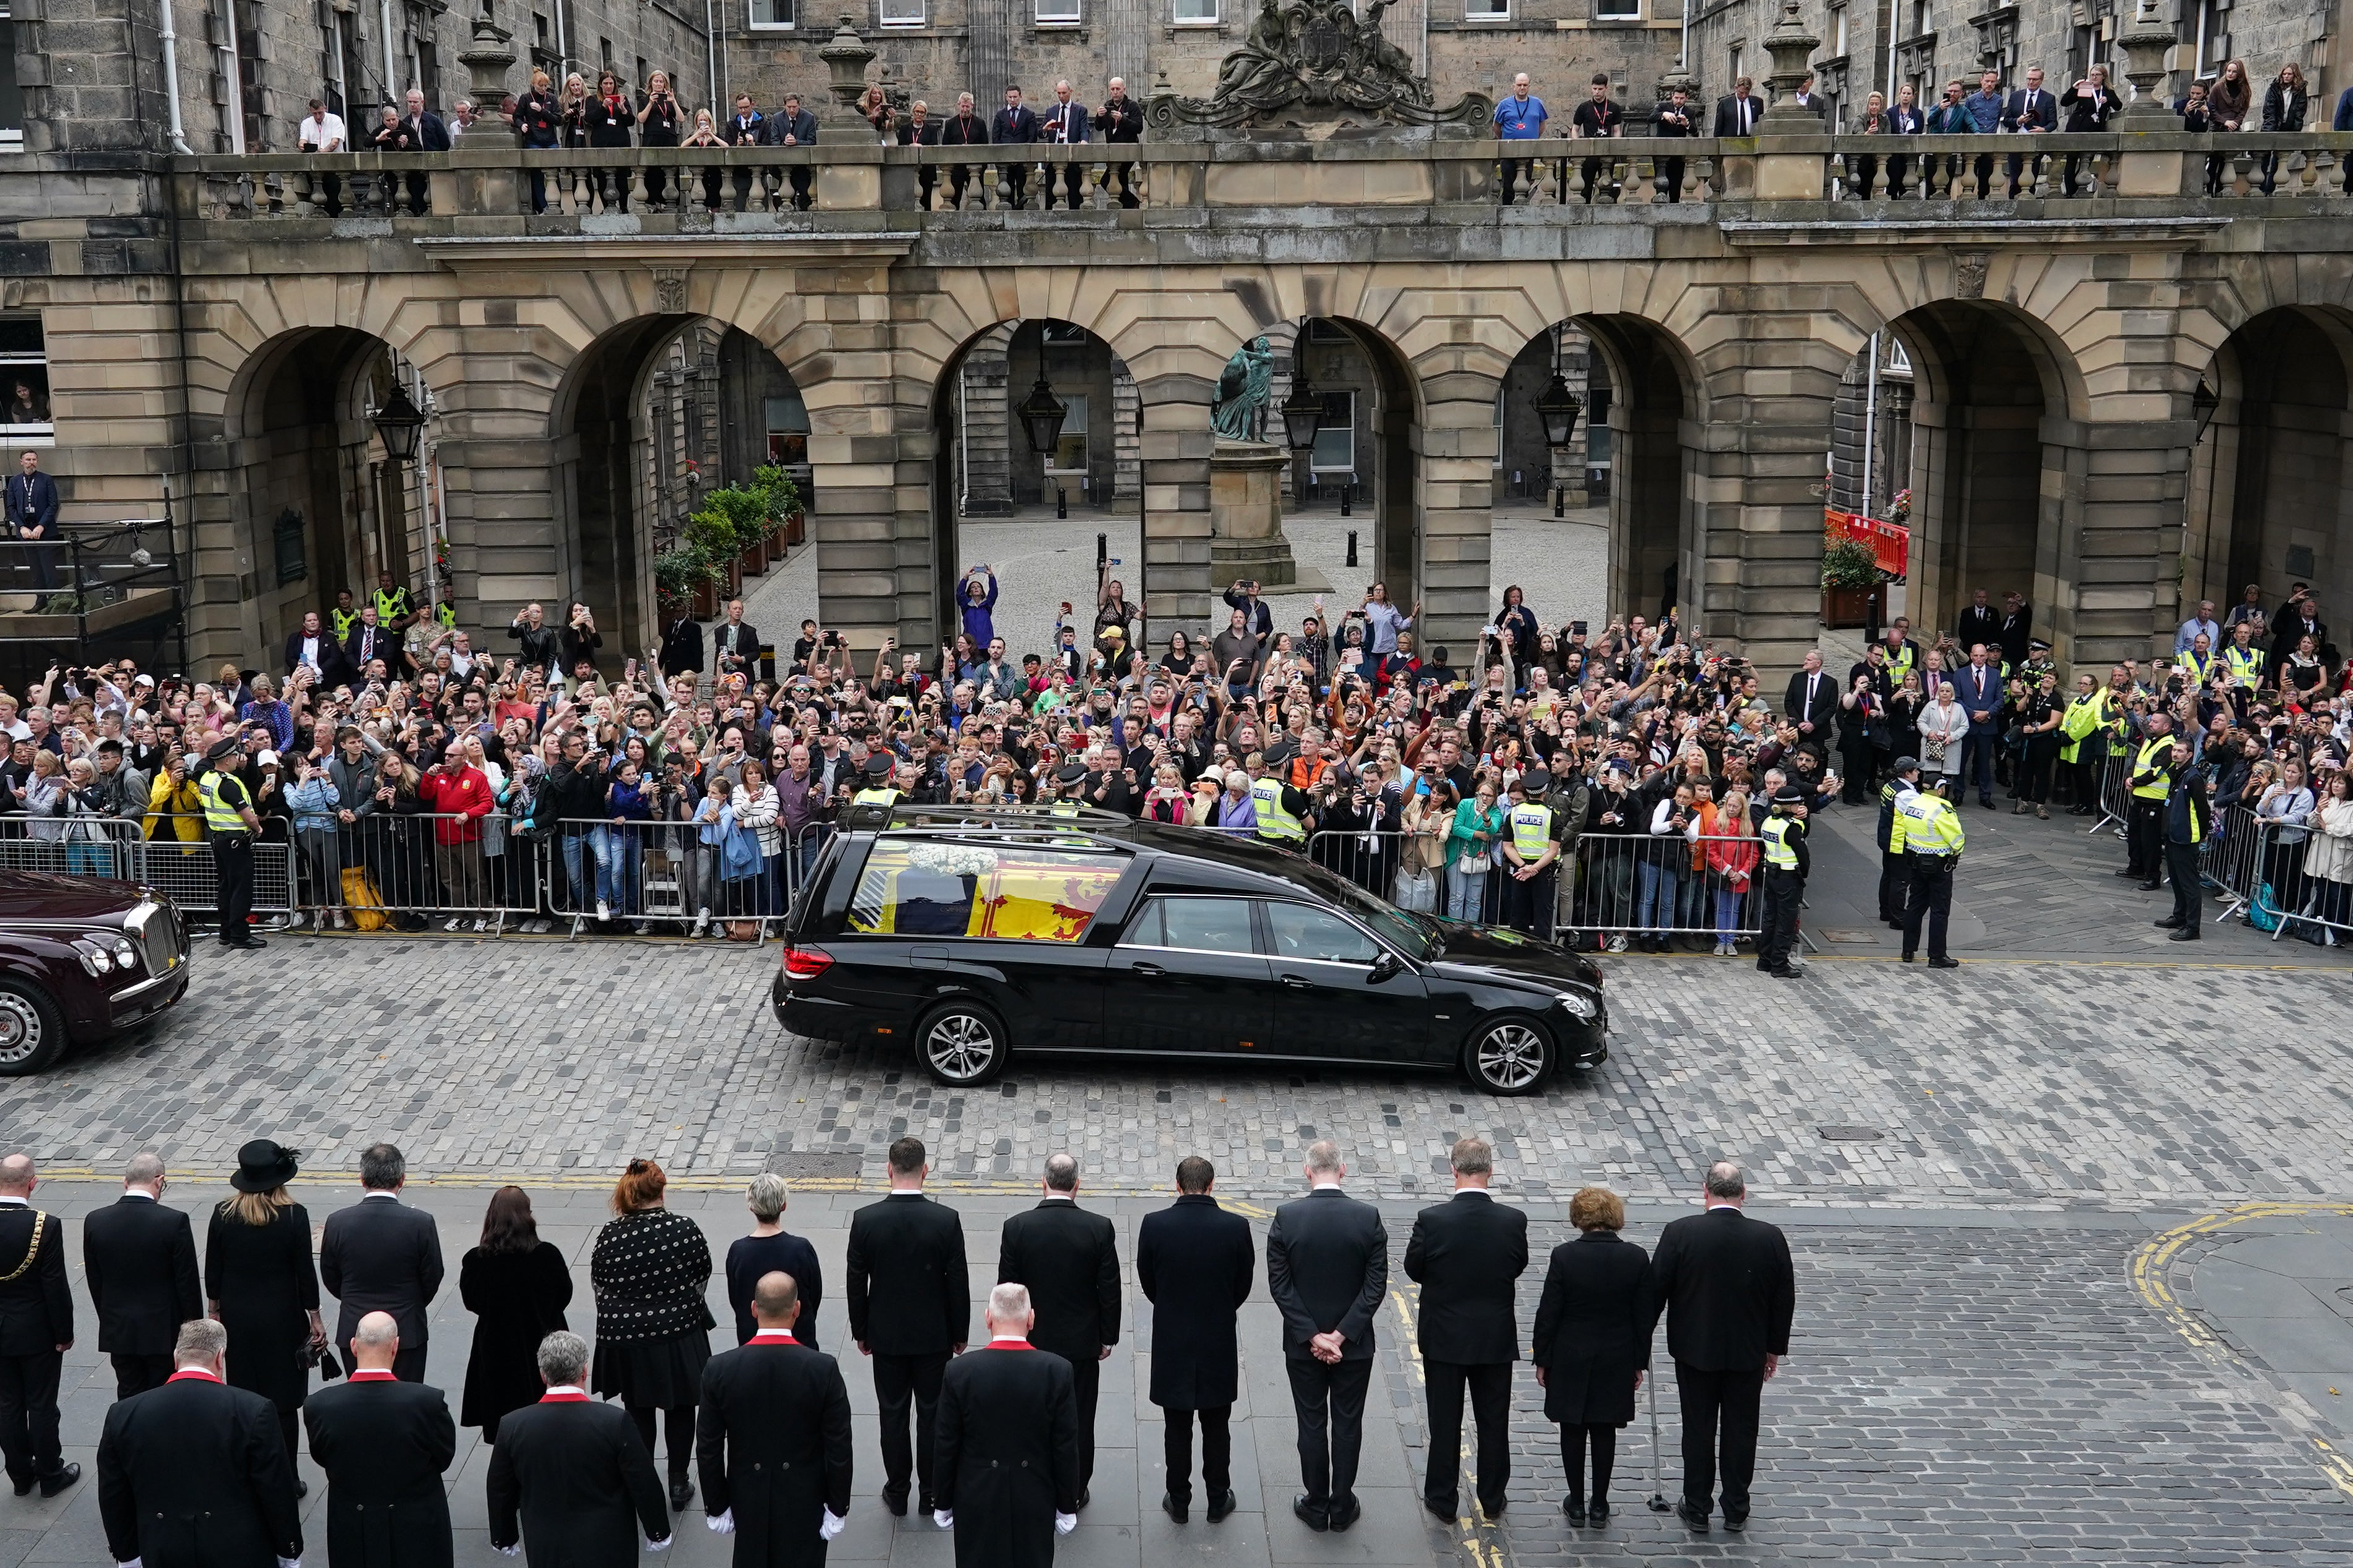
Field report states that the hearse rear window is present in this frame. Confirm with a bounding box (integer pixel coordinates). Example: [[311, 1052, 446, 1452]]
[[846, 838, 1125, 941]]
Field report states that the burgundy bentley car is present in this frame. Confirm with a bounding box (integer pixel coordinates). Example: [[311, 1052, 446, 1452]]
[[0, 871, 189, 1075]]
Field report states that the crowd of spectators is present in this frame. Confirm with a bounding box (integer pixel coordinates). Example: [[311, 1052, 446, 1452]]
[[2, 555, 2347, 950]]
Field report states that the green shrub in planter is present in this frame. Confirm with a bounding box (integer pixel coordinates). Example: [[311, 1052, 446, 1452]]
[[1821, 539, 1883, 589]]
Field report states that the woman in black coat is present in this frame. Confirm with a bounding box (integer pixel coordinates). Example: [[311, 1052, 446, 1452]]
[[583, 69, 637, 210], [204, 1140, 325, 1482], [460, 1185, 574, 1442], [590, 1159, 715, 1514], [1530, 1186, 1653, 1523]]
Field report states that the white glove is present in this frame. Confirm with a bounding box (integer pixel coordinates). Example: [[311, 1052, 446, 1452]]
[[496, 1548, 521, 1560], [819, 1509, 847, 1542], [116, 1561, 143, 1568], [278, 1559, 303, 1568], [1055, 1512, 1077, 1536], [645, 1533, 673, 1554], [932, 1508, 953, 1530], [707, 1510, 735, 1535]]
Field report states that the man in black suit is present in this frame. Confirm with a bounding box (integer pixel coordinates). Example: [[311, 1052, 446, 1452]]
[[319, 1141, 445, 1382], [939, 90, 990, 208], [1648, 1162, 1796, 1533], [1095, 77, 1142, 207], [1789, 71, 1828, 117], [97, 1319, 303, 1565], [1039, 79, 1090, 210], [762, 93, 820, 210], [934, 1283, 1082, 1567], [1711, 75, 1762, 135], [1783, 649, 1840, 747], [0, 1154, 72, 1499], [1997, 591, 2034, 668], [1264, 1140, 1387, 1533], [283, 609, 356, 690], [846, 1135, 970, 1515], [6, 450, 61, 591], [399, 86, 452, 214], [82, 1151, 201, 1400], [489, 1329, 671, 1564], [1953, 587, 2001, 656], [1136, 1155, 1253, 1523], [992, 84, 1041, 210], [659, 608, 705, 680], [713, 597, 762, 680], [2001, 65, 2057, 194], [1403, 1136, 1528, 1523], [344, 602, 400, 682], [700, 1270, 854, 1566], [996, 1154, 1118, 1505], [305, 1310, 458, 1568]]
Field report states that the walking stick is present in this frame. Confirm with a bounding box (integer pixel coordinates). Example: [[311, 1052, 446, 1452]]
[[1646, 1362, 1671, 1512]]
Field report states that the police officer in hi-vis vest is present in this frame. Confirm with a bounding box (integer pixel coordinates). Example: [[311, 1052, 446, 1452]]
[[846, 753, 903, 828], [1248, 762, 1312, 849], [1875, 756, 1922, 926], [1755, 787, 1809, 979], [2153, 740, 2213, 941], [197, 737, 267, 950], [1498, 769, 1564, 941], [1891, 773, 1966, 967], [2120, 711, 2175, 888]]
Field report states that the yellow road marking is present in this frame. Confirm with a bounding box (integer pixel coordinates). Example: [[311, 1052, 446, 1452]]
[[1391, 1285, 1512, 1568], [2130, 1201, 2353, 1497]]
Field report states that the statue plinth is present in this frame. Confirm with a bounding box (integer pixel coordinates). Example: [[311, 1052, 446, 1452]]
[[1146, 0, 1490, 136], [1211, 440, 1309, 591]]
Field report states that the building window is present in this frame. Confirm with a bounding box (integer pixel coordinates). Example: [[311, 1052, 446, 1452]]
[[765, 393, 809, 468], [1727, 43, 1744, 83], [1, 317, 53, 439], [1595, 0, 1640, 19], [749, 0, 794, 27], [0, 2, 22, 148], [1173, 0, 1216, 19], [877, 0, 923, 25], [1830, 4, 1847, 56], [1311, 391, 1354, 476], [1037, 0, 1080, 21], [2191, 0, 2223, 75], [1466, 0, 1508, 18]]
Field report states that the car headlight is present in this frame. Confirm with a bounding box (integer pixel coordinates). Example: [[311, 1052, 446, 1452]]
[[111, 938, 140, 970], [1554, 991, 1596, 1020], [72, 938, 114, 975]]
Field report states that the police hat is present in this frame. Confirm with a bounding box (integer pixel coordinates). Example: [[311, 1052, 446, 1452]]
[[1891, 755, 1921, 776], [2029, 638, 2052, 653], [1926, 773, 1955, 794], [1521, 768, 1552, 794], [862, 753, 894, 779], [1056, 762, 1088, 786], [204, 737, 242, 766], [1772, 786, 1805, 806]]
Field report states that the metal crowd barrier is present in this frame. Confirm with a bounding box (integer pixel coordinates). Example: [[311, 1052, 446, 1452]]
[[2243, 818, 2352, 947], [285, 812, 544, 933], [2089, 748, 2133, 838], [0, 815, 145, 881], [137, 826, 298, 924], [2195, 803, 2263, 924]]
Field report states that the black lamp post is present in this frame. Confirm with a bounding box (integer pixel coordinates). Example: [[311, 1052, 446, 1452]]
[[372, 385, 426, 463], [1017, 376, 1068, 457], [1280, 377, 1323, 453], [1535, 369, 1584, 519]]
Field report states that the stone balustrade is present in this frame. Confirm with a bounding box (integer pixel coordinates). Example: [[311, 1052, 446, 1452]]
[[175, 131, 2353, 227]]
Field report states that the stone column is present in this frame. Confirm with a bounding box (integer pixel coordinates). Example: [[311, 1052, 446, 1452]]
[[1417, 364, 1500, 653], [1132, 365, 1217, 640]]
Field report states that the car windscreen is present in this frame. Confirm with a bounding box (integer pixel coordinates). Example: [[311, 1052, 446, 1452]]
[[845, 836, 1128, 941]]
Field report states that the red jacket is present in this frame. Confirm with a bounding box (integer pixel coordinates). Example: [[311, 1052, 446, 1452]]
[[420, 764, 493, 845]]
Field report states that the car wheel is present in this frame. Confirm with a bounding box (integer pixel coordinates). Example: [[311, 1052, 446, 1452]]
[[1465, 1014, 1554, 1096], [0, 982, 67, 1077], [916, 999, 1009, 1088]]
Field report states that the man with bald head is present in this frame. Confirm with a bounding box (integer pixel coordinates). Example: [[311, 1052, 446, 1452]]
[[697, 1271, 854, 1565], [996, 1154, 1119, 1505], [0, 1154, 73, 1497], [306, 1310, 459, 1566], [82, 1150, 201, 1400], [934, 1283, 1081, 1566], [1646, 1162, 1796, 1535]]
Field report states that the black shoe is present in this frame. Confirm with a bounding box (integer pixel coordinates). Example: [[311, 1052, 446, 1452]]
[[1207, 1489, 1237, 1522], [37, 1463, 77, 1499], [2170, 927, 2200, 941], [1562, 1497, 1588, 1523], [1723, 1511, 1749, 1530], [882, 1489, 909, 1517], [2138, 881, 2164, 891], [1292, 1494, 1328, 1532], [2114, 867, 2141, 878], [1424, 1499, 1456, 1522], [1769, 966, 1802, 979], [2154, 917, 2182, 928], [1328, 1498, 1361, 1532], [669, 1475, 694, 1513], [1929, 956, 1960, 969], [1479, 1496, 1507, 1519], [1161, 1493, 1189, 1523], [1675, 1499, 1713, 1532], [1076, 1488, 1089, 1510], [1586, 1496, 1610, 1523], [1899, 953, 1916, 963]]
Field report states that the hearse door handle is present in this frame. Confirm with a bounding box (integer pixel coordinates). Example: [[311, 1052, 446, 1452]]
[[1129, 962, 1166, 979], [1280, 973, 1313, 989]]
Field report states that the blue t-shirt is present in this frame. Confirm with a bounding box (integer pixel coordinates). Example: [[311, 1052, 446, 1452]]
[[1494, 95, 1548, 139]]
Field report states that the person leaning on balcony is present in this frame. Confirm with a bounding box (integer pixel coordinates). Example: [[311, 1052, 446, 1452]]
[[762, 92, 820, 211], [1568, 74, 1622, 204], [939, 91, 989, 208], [1493, 73, 1548, 205], [584, 70, 637, 211], [1651, 83, 1695, 202], [636, 71, 684, 208], [1922, 77, 1974, 192], [298, 98, 348, 215], [682, 107, 725, 210], [2259, 59, 2310, 192], [898, 99, 944, 209], [1096, 77, 1143, 208], [516, 69, 562, 213], [2057, 64, 2121, 195], [992, 84, 1042, 210]]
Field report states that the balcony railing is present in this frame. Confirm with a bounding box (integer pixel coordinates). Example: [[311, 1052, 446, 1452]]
[[172, 131, 2353, 225]]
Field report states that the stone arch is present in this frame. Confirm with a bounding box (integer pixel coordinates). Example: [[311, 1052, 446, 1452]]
[[2187, 304, 2353, 633], [1883, 298, 2085, 660]]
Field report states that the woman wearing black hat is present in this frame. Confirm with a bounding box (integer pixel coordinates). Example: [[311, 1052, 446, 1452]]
[[205, 1139, 326, 1486]]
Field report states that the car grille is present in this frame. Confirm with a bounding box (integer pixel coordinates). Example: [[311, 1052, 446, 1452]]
[[124, 899, 184, 975]]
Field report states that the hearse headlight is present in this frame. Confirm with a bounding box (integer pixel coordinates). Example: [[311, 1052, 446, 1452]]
[[1554, 991, 1596, 1020]]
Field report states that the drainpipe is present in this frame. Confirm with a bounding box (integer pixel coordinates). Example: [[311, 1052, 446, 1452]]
[[1860, 332, 1879, 516], [381, 0, 400, 106], [155, 0, 194, 152], [703, 0, 720, 124]]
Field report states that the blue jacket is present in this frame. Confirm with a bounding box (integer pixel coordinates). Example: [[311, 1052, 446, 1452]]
[[1954, 662, 2002, 720], [958, 571, 998, 646]]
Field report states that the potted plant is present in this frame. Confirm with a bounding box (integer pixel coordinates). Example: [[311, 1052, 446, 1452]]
[[1821, 538, 1883, 628]]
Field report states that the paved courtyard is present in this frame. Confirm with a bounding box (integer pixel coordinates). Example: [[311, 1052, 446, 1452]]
[[2, 786, 2351, 1564]]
